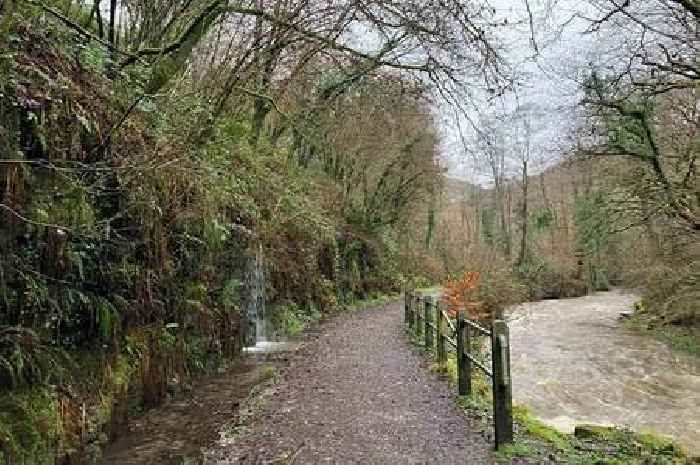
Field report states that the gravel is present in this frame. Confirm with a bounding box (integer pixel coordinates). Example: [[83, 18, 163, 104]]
[[216, 301, 494, 464]]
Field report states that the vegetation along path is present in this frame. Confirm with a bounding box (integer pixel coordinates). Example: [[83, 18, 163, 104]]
[[214, 301, 493, 464]]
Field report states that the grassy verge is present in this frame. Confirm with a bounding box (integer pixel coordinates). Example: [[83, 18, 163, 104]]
[[405, 326, 692, 464], [342, 292, 403, 312], [0, 326, 247, 465], [498, 406, 689, 465], [273, 292, 402, 337], [624, 313, 700, 358], [220, 364, 279, 441]]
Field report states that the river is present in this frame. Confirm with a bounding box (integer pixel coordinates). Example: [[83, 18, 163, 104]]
[[508, 290, 700, 454]]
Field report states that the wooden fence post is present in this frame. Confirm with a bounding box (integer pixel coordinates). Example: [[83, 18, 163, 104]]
[[436, 303, 447, 365], [424, 297, 433, 349], [413, 294, 419, 333], [456, 311, 471, 396], [491, 320, 513, 449], [404, 289, 412, 328], [415, 295, 423, 340]]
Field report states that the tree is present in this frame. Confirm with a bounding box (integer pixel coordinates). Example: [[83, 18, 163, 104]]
[[577, 0, 699, 233], [513, 108, 533, 267]]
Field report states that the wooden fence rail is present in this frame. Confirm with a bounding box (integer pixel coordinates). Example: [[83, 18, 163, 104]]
[[404, 289, 513, 450]]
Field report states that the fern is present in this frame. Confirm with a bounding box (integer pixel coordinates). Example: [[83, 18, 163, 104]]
[[0, 326, 68, 391]]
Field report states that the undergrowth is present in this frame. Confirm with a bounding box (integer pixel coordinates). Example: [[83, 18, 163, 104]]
[[626, 302, 700, 358], [0, 4, 423, 463], [272, 292, 402, 337]]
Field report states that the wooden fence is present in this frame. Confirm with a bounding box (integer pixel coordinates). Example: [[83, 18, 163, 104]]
[[404, 290, 513, 450]]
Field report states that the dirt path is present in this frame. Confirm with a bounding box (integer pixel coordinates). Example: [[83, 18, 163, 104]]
[[103, 359, 268, 465], [214, 301, 493, 464]]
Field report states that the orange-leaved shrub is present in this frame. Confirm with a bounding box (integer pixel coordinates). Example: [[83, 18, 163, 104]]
[[441, 269, 527, 321], [440, 271, 487, 320]]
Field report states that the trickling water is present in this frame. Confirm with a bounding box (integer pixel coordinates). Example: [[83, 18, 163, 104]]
[[254, 245, 267, 344], [244, 244, 267, 348], [241, 244, 295, 355], [508, 290, 700, 453]]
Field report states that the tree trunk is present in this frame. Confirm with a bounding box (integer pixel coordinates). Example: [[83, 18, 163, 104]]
[[518, 160, 528, 267], [490, 156, 510, 259], [108, 0, 117, 45], [248, 0, 268, 147], [425, 190, 436, 250], [91, 0, 104, 39]]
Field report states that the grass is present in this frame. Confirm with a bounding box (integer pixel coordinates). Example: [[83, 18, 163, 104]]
[[221, 364, 279, 441], [494, 404, 688, 464], [341, 292, 402, 312], [497, 441, 539, 458], [512, 405, 570, 452], [273, 292, 403, 337], [415, 285, 442, 295]]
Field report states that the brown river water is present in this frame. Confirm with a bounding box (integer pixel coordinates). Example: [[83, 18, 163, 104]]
[[507, 290, 700, 454]]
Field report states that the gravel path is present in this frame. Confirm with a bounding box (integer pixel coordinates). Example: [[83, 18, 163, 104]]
[[217, 301, 493, 464]]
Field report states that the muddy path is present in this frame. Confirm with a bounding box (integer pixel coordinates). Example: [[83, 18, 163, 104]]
[[102, 359, 268, 465], [210, 301, 493, 464], [509, 290, 700, 454]]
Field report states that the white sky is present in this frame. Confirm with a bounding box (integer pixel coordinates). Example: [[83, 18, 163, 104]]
[[440, 0, 603, 185]]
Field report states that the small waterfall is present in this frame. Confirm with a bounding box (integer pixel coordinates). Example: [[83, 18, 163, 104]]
[[242, 244, 292, 354], [253, 243, 267, 343], [244, 243, 267, 348]]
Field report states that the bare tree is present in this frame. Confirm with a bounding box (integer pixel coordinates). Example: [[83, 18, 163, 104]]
[[576, 0, 699, 232]]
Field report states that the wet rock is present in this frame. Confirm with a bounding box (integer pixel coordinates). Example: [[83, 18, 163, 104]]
[[574, 425, 617, 440]]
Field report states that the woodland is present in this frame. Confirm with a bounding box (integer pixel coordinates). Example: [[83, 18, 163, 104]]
[[0, 0, 697, 463]]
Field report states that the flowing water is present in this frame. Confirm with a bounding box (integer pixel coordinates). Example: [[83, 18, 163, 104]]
[[241, 244, 294, 354], [508, 290, 700, 453], [244, 244, 268, 348]]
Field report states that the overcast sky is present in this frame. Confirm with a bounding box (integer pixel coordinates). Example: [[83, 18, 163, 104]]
[[440, 0, 603, 184]]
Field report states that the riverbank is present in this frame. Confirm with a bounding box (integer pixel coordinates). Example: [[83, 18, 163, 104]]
[[624, 312, 700, 358], [497, 406, 691, 464], [507, 291, 700, 455], [415, 334, 693, 464]]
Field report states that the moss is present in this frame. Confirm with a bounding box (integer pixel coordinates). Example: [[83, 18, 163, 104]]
[[258, 365, 279, 383], [495, 441, 539, 459], [0, 388, 61, 465], [514, 405, 570, 451]]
